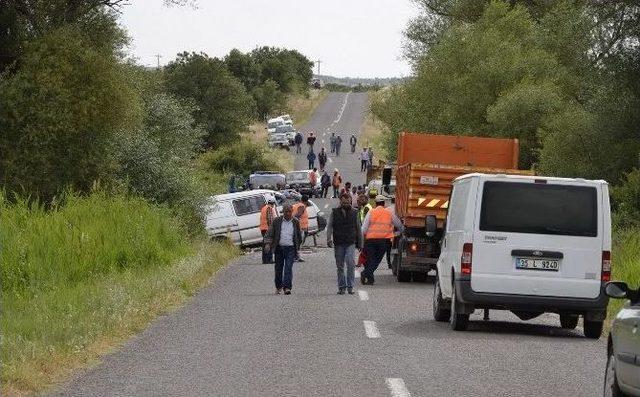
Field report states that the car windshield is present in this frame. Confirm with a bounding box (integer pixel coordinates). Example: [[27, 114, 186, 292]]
[[286, 172, 309, 182], [480, 181, 598, 237], [275, 125, 294, 133], [268, 121, 283, 128], [249, 174, 284, 188]]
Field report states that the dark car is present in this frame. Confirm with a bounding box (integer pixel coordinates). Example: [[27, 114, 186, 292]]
[[248, 172, 286, 191], [604, 281, 640, 397], [286, 170, 321, 198]]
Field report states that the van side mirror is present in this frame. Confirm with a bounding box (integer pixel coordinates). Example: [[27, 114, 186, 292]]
[[605, 282, 629, 299], [425, 215, 437, 237]]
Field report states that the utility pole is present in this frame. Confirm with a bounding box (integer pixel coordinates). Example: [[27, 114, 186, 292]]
[[155, 54, 163, 69], [316, 59, 322, 77]]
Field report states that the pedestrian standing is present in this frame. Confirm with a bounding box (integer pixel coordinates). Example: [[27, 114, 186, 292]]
[[310, 167, 318, 186], [350, 134, 357, 153], [292, 196, 309, 262], [264, 204, 303, 295], [327, 193, 363, 295], [294, 131, 303, 154], [321, 170, 331, 198], [307, 132, 316, 150], [357, 193, 372, 223], [360, 148, 369, 172], [307, 149, 316, 169], [335, 135, 343, 156], [318, 148, 327, 171], [351, 186, 358, 208], [330, 133, 336, 154], [260, 197, 278, 264], [332, 169, 342, 198], [360, 195, 403, 285]]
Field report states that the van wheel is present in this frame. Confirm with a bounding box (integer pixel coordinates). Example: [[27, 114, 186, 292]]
[[450, 283, 469, 331], [412, 272, 428, 283], [559, 314, 579, 329], [584, 320, 604, 339], [433, 277, 451, 322], [397, 270, 411, 282]]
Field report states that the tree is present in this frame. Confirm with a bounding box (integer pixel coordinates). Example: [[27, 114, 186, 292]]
[[251, 79, 286, 119], [164, 52, 255, 147], [0, 27, 140, 202]]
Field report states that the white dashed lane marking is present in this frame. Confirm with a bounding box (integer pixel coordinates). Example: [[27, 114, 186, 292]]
[[363, 321, 380, 339], [386, 378, 411, 397], [358, 290, 369, 301]]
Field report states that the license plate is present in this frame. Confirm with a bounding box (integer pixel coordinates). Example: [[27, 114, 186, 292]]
[[516, 258, 559, 271]]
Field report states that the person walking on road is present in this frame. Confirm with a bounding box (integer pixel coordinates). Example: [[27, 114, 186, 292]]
[[318, 148, 327, 171], [307, 149, 316, 169], [264, 204, 302, 295], [327, 192, 363, 295], [335, 135, 343, 156], [260, 197, 278, 264], [350, 134, 357, 153], [307, 132, 316, 150], [360, 148, 369, 172], [292, 196, 310, 262], [360, 195, 403, 285], [330, 133, 336, 154], [294, 131, 303, 154], [332, 169, 342, 198], [321, 170, 331, 198]]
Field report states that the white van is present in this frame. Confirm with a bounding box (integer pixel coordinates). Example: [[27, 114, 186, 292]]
[[204, 189, 325, 247], [433, 173, 611, 338], [267, 118, 285, 134]]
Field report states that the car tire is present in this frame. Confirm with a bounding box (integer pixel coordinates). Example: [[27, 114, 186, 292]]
[[450, 282, 469, 331], [603, 350, 626, 397], [584, 319, 604, 339], [559, 314, 579, 329], [433, 277, 451, 322], [412, 272, 428, 283]]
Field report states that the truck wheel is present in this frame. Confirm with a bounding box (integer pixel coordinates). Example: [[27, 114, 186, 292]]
[[559, 314, 579, 330], [584, 320, 604, 339], [433, 277, 451, 322], [450, 283, 469, 331]]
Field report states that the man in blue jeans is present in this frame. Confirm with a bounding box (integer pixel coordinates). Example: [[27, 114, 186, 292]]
[[264, 204, 303, 295], [327, 193, 362, 294]]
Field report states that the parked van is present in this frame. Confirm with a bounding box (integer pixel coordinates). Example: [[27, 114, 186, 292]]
[[433, 173, 611, 338], [267, 118, 285, 134], [205, 189, 325, 247]]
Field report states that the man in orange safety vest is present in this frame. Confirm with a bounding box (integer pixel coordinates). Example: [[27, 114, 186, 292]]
[[260, 197, 278, 264], [360, 195, 403, 285], [292, 195, 310, 262]]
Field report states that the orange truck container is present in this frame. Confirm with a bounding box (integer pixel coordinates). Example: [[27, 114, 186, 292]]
[[390, 132, 533, 281]]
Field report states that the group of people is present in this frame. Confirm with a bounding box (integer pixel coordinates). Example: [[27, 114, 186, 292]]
[[260, 188, 402, 295], [298, 131, 364, 173]]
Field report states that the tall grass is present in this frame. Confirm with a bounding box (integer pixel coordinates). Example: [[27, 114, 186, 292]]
[[0, 192, 238, 395], [609, 228, 640, 319]]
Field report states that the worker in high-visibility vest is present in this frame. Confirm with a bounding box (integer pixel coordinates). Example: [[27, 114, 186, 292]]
[[360, 195, 403, 285], [260, 197, 278, 264], [357, 193, 372, 223], [292, 195, 310, 262]]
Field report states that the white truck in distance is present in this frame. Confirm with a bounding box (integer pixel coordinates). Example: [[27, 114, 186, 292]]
[[433, 173, 611, 339]]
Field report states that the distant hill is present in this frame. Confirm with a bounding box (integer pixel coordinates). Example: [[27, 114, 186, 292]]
[[314, 75, 407, 88]]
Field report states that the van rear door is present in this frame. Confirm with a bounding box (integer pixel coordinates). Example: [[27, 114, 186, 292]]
[[471, 179, 603, 299]]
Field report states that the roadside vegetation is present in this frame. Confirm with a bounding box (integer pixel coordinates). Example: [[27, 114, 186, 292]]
[[0, 1, 318, 395], [370, 0, 640, 316]]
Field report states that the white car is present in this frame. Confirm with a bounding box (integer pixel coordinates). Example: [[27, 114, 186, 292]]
[[205, 189, 325, 247], [279, 114, 293, 126], [267, 117, 285, 134], [432, 173, 611, 338]]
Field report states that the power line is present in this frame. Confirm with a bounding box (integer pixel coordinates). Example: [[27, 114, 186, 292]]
[[155, 54, 163, 69], [316, 59, 322, 77]]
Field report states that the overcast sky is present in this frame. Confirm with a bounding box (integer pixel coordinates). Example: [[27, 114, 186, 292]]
[[119, 0, 417, 78]]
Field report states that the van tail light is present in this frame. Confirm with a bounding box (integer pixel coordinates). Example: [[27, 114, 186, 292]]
[[601, 251, 611, 282], [461, 243, 473, 275]]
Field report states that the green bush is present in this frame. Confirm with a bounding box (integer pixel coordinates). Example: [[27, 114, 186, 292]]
[[612, 168, 640, 228], [0, 191, 191, 294], [202, 139, 284, 176]]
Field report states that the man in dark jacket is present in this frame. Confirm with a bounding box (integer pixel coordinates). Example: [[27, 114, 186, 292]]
[[327, 193, 363, 294], [264, 204, 303, 295], [294, 131, 303, 153]]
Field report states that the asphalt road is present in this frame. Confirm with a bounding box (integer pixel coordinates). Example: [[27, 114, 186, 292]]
[[50, 92, 608, 397]]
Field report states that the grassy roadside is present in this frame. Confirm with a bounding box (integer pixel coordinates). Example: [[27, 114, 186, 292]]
[[359, 90, 391, 163], [608, 228, 640, 323], [0, 193, 238, 396]]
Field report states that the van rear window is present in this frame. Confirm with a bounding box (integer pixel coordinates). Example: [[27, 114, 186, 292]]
[[480, 182, 598, 237]]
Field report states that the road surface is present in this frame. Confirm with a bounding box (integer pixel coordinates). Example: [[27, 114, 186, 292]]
[[50, 92, 607, 397]]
